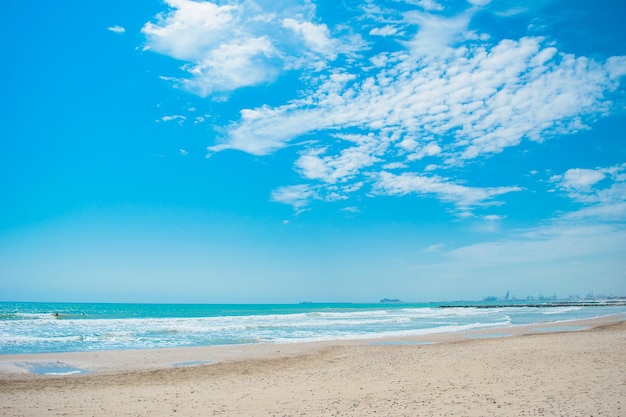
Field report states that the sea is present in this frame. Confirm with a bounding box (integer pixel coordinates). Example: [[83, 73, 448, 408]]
[[1, 301, 625, 355]]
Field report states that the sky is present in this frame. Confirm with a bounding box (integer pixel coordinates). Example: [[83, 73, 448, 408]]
[[1, 0, 625, 303]]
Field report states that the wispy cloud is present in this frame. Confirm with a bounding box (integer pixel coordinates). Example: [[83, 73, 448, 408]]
[[423, 243, 444, 253], [108, 25, 126, 34], [281, 18, 335, 59], [446, 223, 626, 271], [158, 114, 187, 125], [410, 221, 626, 297], [271, 184, 316, 209], [369, 26, 399, 37], [371, 171, 522, 216], [551, 163, 626, 221]]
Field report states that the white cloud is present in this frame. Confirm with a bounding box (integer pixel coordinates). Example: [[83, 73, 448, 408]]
[[210, 6, 625, 210], [467, 0, 491, 6], [108, 25, 126, 34], [561, 168, 606, 191], [194, 115, 208, 124], [270, 184, 316, 209], [215, 34, 624, 162], [180, 36, 280, 96], [606, 56, 626, 79], [407, 142, 442, 161], [419, 0, 445, 11], [159, 114, 187, 124], [142, 0, 363, 97], [281, 18, 335, 58], [295, 134, 386, 184], [382, 162, 408, 170], [142, 0, 281, 97], [370, 26, 399, 37], [144, 2, 626, 215], [564, 201, 626, 222], [551, 165, 623, 195], [341, 206, 360, 214], [483, 214, 505, 221], [404, 10, 474, 57], [372, 171, 522, 214], [551, 164, 626, 221], [142, 1, 239, 61], [402, 0, 445, 11]]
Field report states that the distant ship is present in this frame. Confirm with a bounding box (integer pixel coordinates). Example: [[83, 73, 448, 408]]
[[380, 298, 402, 303]]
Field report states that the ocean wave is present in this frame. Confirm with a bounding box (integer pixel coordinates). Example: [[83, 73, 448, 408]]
[[1, 303, 624, 355], [539, 306, 583, 315], [270, 320, 514, 344]]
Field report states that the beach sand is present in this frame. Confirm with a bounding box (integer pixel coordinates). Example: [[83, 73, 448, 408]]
[[1, 317, 624, 416]]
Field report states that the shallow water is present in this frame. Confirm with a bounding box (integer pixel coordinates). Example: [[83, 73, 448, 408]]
[[15, 361, 90, 375], [1, 301, 624, 354]]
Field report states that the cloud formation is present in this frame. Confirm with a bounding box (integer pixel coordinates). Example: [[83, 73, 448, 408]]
[[551, 164, 626, 221], [142, 0, 363, 97], [108, 25, 126, 34], [144, 0, 626, 216], [372, 172, 522, 215]]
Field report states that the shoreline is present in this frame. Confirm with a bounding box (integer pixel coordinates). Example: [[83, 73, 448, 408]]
[[3, 302, 625, 357], [1, 313, 623, 380], [1, 317, 624, 416]]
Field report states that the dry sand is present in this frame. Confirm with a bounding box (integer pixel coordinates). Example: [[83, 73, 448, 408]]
[[1, 317, 625, 416]]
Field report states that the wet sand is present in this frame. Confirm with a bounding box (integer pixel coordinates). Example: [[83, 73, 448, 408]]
[[1, 317, 624, 416]]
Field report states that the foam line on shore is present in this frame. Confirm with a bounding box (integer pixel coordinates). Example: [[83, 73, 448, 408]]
[[1, 319, 624, 416], [1, 313, 623, 379]]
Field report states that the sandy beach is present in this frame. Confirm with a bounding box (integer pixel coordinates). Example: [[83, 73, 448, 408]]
[[1, 317, 624, 416]]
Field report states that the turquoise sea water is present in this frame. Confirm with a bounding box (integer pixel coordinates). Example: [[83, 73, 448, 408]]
[[1, 301, 625, 355]]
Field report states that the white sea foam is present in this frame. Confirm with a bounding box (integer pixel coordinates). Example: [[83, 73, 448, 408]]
[[270, 320, 513, 344], [1, 303, 624, 354], [539, 306, 583, 315], [42, 370, 85, 376]]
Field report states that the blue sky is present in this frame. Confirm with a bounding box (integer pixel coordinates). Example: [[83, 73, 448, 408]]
[[1, 0, 625, 303]]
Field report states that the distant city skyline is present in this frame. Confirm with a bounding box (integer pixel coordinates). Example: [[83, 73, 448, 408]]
[[1, 0, 625, 303]]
